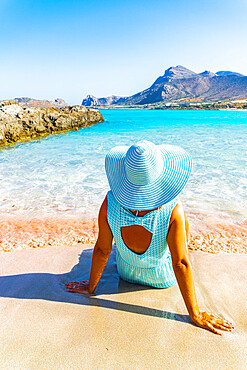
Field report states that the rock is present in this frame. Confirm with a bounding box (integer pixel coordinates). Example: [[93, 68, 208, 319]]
[[54, 98, 67, 107], [81, 94, 122, 107], [0, 101, 104, 147], [81, 95, 99, 107]]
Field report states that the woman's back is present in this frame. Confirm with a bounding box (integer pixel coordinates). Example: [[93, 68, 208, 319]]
[[107, 190, 178, 288]]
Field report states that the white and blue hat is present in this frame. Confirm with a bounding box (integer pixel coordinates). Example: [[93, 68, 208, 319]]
[[105, 140, 192, 210]]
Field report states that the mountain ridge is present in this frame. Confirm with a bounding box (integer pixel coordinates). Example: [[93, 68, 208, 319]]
[[82, 65, 247, 107]]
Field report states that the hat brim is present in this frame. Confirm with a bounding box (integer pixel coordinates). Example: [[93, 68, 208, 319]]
[[105, 144, 192, 210]]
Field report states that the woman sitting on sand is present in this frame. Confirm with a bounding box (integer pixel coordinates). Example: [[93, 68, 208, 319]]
[[66, 140, 233, 335]]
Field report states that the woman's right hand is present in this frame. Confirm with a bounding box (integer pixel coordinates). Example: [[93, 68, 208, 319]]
[[191, 311, 234, 335]]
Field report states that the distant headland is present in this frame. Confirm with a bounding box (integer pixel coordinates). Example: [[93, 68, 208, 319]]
[[13, 97, 68, 109], [81, 65, 247, 109]]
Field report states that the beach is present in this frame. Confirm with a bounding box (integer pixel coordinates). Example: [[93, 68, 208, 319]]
[[1, 244, 247, 369]]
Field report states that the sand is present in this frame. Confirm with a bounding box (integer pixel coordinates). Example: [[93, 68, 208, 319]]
[[0, 244, 246, 369], [0, 215, 246, 254]]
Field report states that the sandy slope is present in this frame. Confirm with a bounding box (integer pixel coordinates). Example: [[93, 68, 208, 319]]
[[0, 245, 246, 369]]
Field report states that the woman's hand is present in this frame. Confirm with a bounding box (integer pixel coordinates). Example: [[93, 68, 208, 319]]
[[65, 280, 91, 295], [191, 311, 234, 335]]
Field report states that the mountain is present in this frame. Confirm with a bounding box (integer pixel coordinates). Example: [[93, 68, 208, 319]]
[[81, 65, 247, 106], [13, 97, 68, 108], [216, 71, 244, 77], [199, 71, 216, 78]]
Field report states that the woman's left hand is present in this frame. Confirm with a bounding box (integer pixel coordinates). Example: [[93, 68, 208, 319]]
[[65, 280, 91, 294]]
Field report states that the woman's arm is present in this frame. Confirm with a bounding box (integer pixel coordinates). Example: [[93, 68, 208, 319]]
[[66, 196, 113, 294], [167, 201, 234, 335]]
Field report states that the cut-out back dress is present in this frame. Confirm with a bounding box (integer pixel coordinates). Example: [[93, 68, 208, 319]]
[[107, 190, 178, 288]]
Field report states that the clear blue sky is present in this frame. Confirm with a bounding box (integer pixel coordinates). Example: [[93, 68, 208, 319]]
[[0, 0, 246, 104]]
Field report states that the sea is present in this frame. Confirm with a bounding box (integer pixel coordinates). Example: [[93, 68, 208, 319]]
[[0, 109, 246, 251]]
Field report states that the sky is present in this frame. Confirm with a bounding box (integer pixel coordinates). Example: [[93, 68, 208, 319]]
[[0, 0, 246, 105]]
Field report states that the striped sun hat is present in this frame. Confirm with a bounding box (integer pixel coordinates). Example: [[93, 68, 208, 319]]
[[105, 140, 192, 210]]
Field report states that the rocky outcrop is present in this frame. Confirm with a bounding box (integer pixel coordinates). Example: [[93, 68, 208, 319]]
[[81, 94, 122, 107], [13, 97, 68, 108], [82, 65, 247, 106], [0, 101, 104, 147], [81, 95, 101, 107]]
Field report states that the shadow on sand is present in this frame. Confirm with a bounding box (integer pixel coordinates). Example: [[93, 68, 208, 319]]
[[0, 247, 190, 324]]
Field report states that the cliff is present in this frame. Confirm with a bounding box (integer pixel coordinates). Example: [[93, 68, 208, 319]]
[[0, 101, 104, 147], [82, 95, 122, 107]]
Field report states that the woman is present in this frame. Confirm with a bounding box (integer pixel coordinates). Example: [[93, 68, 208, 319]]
[[66, 140, 234, 335]]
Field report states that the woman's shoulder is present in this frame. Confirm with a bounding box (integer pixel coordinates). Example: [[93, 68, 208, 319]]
[[168, 199, 185, 226], [100, 191, 120, 219], [99, 195, 108, 218]]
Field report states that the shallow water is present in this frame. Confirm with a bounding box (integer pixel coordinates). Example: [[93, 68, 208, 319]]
[[1, 109, 247, 253], [0, 109, 246, 222]]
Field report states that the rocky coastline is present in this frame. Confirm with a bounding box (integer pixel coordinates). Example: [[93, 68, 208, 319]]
[[0, 101, 104, 147]]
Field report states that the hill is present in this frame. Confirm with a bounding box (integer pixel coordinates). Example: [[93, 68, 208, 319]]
[[13, 97, 68, 108]]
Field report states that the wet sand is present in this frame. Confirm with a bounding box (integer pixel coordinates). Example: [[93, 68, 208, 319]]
[[0, 216, 98, 252], [0, 244, 246, 369], [188, 213, 247, 254], [0, 214, 246, 254]]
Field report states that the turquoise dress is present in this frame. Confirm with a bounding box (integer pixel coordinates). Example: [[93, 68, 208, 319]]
[[107, 190, 178, 288]]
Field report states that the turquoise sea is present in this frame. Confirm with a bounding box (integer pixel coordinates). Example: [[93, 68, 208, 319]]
[[0, 109, 246, 223]]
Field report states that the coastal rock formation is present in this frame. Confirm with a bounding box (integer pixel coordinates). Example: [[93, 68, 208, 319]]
[[82, 65, 247, 106], [0, 101, 104, 147], [82, 94, 121, 107]]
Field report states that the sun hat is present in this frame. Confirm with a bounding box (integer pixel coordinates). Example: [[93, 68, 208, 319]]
[[105, 140, 192, 210]]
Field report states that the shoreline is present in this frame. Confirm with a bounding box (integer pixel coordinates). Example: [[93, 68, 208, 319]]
[[96, 106, 247, 111], [0, 213, 246, 254]]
